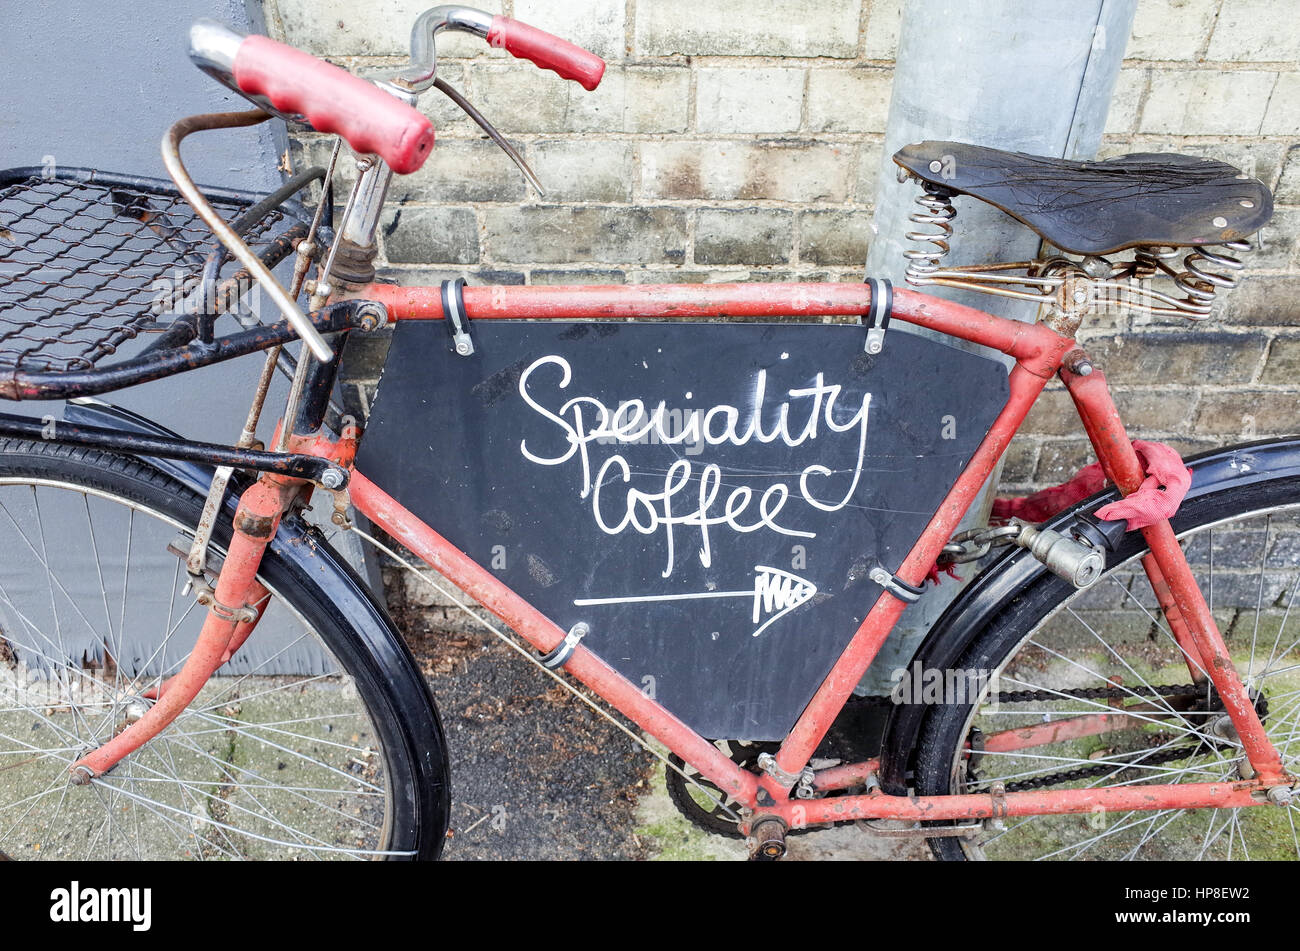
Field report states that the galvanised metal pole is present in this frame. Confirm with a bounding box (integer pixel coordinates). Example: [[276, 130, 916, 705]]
[[857, 0, 1138, 694]]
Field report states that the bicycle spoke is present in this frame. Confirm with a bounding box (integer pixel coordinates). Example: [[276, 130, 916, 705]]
[[1112, 574, 1211, 681], [1247, 516, 1272, 685], [116, 743, 341, 856], [154, 712, 386, 830], [0, 477, 408, 859], [936, 507, 1300, 860], [93, 780, 410, 857]]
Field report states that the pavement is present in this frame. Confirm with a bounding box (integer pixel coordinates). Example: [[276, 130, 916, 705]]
[[0, 586, 928, 862], [402, 612, 929, 861]]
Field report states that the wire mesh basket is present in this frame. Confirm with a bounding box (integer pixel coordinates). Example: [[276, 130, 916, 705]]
[[0, 168, 308, 380]]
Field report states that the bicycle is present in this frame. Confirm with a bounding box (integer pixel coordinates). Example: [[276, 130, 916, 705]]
[[0, 4, 1295, 861]]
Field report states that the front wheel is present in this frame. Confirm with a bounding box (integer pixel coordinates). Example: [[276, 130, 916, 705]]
[[914, 474, 1300, 860], [0, 439, 448, 859]]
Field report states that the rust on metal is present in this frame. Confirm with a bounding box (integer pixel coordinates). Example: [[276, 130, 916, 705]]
[[982, 712, 1139, 754], [350, 471, 762, 805], [69, 469, 308, 779], [361, 281, 1074, 376], [812, 758, 880, 792], [776, 779, 1266, 826], [773, 361, 1054, 780], [234, 510, 278, 538], [1065, 365, 1291, 787]]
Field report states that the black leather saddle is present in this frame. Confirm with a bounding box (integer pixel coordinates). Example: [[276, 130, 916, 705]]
[[894, 141, 1273, 256]]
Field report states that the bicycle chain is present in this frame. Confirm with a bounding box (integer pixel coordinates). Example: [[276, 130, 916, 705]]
[[666, 745, 846, 840], [993, 683, 1204, 705], [966, 682, 1243, 793], [997, 743, 1202, 793], [849, 682, 1205, 707], [665, 748, 814, 840], [881, 682, 1217, 795]]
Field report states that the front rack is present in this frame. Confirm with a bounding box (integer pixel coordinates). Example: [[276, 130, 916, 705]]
[[0, 167, 370, 400]]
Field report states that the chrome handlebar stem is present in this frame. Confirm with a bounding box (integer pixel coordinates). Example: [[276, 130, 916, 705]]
[[344, 7, 521, 256]]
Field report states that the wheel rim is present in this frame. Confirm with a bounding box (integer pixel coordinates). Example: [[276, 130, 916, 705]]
[[0, 478, 400, 859], [945, 504, 1300, 860]]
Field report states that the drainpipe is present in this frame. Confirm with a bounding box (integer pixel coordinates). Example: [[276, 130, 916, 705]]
[[858, 0, 1138, 693]]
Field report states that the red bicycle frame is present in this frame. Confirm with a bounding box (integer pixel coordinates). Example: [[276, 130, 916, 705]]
[[71, 280, 1292, 827]]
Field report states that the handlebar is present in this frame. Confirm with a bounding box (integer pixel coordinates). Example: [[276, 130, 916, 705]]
[[180, 6, 606, 361], [391, 5, 605, 93], [190, 7, 605, 176], [486, 16, 605, 91], [235, 36, 437, 175], [190, 20, 436, 175]]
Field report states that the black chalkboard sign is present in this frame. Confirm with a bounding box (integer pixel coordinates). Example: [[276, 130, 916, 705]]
[[358, 320, 1008, 739]]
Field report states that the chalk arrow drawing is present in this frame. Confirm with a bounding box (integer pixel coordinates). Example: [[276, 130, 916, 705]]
[[573, 565, 817, 638]]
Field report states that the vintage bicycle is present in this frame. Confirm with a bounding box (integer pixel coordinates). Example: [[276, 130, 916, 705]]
[[0, 5, 1295, 861]]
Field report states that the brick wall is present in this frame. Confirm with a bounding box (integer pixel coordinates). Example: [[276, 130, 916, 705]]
[[260, 0, 1300, 491], [1023, 0, 1300, 492]]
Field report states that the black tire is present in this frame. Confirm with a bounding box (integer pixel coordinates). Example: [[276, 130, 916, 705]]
[[914, 473, 1300, 860], [0, 438, 448, 859]]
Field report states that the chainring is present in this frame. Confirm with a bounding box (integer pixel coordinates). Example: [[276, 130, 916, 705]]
[[665, 740, 777, 839], [665, 738, 862, 839]]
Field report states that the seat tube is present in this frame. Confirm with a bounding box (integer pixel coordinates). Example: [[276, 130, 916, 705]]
[[1063, 363, 1288, 784], [1061, 361, 1206, 683]]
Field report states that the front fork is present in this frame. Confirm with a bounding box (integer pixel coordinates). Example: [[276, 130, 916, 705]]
[[1063, 364, 1290, 788], [67, 430, 354, 783]]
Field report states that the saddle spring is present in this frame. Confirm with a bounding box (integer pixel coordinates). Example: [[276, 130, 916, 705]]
[[1172, 240, 1253, 317], [903, 184, 956, 284]]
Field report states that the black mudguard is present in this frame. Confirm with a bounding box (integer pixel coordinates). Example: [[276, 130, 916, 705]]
[[878, 437, 1300, 794]]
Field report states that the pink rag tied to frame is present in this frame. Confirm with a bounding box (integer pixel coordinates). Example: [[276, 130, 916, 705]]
[[928, 441, 1192, 586], [991, 440, 1193, 530]]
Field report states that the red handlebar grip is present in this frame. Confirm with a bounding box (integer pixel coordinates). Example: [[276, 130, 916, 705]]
[[232, 35, 435, 174], [486, 16, 606, 91]]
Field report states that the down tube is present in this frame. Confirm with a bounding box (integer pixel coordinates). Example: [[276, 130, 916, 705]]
[[771, 361, 1053, 783], [349, 472, 762, 805]]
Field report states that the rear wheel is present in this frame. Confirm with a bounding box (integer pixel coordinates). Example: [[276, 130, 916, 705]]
[[0, 439, 447, 859], [914, 476, 1300, 860]]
